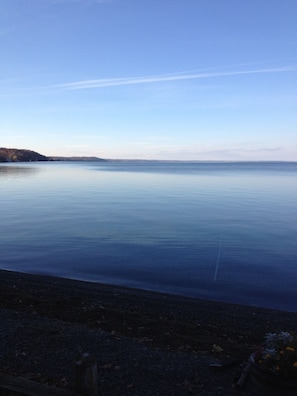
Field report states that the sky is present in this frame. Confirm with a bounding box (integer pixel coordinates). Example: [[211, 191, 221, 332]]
[[1, 0, 296, 160]]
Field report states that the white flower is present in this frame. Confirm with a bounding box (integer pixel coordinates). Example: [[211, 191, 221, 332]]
[[279, 331, 294, 343], [264, 331, 295, 349], [263, 348, 277, 358]]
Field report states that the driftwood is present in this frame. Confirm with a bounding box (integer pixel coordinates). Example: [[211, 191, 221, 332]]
[[234, 361, 251, 389], [74, 353, 97, 396], [0, 373, 77, 396], [0, 353, 98, 396]]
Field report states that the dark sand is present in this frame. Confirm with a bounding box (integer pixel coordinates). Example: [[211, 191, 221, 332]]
[[1, 269, 297, 395]]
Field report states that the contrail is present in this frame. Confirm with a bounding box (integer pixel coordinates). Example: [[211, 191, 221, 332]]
[[56, 66, 295, 90], [213, 240, 223, 283], [5, 66, 295, 97]]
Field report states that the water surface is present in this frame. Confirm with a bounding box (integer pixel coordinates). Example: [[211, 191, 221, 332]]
[[1, 161, 296, 312]]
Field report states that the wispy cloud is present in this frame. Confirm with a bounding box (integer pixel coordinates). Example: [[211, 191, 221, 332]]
[[2, 66, 295, 99], [55, 67, 295, 91], [152, 146, 292, 161]]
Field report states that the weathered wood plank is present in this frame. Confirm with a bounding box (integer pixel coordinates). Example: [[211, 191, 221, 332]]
[[74, 353, 97, 396], [0, 373, 78, 396]]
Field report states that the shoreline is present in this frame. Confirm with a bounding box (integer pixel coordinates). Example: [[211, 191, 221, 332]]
[[1, 268, 297, 313], [2, 268, 297, 355], [1, 269, 297, 395]]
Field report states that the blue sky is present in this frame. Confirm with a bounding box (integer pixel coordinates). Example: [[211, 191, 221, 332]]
[[1, 0, 296, 160]]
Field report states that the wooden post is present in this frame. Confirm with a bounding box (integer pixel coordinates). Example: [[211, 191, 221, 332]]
[[75, 353, 97, 396]]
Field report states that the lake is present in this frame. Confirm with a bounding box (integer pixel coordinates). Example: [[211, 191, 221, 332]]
[[1, 161, 296, 312]]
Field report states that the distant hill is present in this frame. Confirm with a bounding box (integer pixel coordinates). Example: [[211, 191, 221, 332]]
[[0, 148, 105, 162], [48, 156, 106, 161], [0, 148, 48, 162]]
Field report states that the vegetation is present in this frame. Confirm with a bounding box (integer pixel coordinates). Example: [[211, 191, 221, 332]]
[[0, 148, 48, 162], [0, 148, 105, 162]]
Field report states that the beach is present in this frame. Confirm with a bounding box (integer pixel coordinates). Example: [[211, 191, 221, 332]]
[[1, 269, 297, 395]]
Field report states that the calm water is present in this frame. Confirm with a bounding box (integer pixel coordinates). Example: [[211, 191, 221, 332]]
[[1, 161, 296, 312]]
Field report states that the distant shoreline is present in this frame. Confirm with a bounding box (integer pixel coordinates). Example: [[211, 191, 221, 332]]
[[1, 147, 296, 163], [0, 147, 105, 163], [47, 156, 106, 161]]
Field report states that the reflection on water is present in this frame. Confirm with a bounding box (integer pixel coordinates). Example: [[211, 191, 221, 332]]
[[0, 161, 297, 312], [0, 165, 39, 177]]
